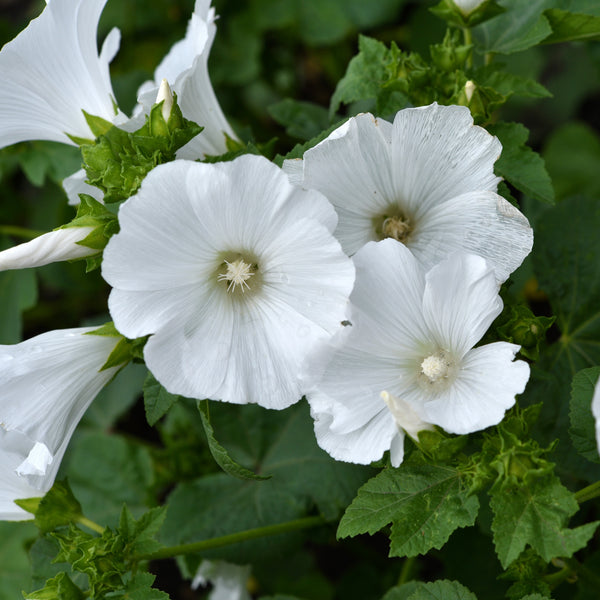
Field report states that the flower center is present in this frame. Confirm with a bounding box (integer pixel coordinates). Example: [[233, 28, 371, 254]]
[[382, 215, 412, 242], [217, 258, 256, 293], [417, 350, 458, 392]]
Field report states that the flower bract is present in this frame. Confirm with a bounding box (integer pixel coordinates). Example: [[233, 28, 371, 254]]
[[284, 103, 533, 283], [308, 240, 530, 466], [0, 0, 122, 147], [0, 328, 121, 520], [102, 155, 354, 409]]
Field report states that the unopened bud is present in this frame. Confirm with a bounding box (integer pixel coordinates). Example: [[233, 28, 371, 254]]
[[156, 79, 174, 122], [464, 80, 476, 103], [453, 0, 486, 16], [0, 227, 96, 271]]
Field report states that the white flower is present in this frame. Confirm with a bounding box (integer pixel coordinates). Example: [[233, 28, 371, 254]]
[[192, 560, 251, 600], [0, 227, 96, 271], [102, 155, 354, 409], [136, 0, 238, 158], [284, 103, 533, 283], [309, 240, 530, 467], [0, 328, 120, 520], [592, 378, 600, 455], [453, 0, 487, 16], [0, 0, 123, 147]]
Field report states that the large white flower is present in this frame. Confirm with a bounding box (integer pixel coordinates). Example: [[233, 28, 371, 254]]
[[284, 103, 533, 283], [592, 377, 600, 455], [102, 155, 354, 409], [136, 0, 238, 159], [0, 328, 120, 520], [309, 240, 530, 467], [0, 0, 122, 147]]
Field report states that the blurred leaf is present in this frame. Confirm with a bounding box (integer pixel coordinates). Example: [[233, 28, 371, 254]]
[[490, 473, 598, 567], [489, 121, 554, 204], [18, 142, 81, 187], [338, 465, 479, 558], [268, 99, 330, 140], [0, 521, 36, 600], [24, 572, 85, 600], [66, 432, 154, 527], [543, 123, 600, 201], [570, 367, 600, 463], [198, 400, 271, 481], [160, 403, 373, 563], [472, 0, 552, 54], [542, 9, 600, 44], [0, 248, 38, 344], [381, 583, 421, 600]]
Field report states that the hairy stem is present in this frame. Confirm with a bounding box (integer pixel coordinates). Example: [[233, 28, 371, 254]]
[[574, 480, 600, 503]]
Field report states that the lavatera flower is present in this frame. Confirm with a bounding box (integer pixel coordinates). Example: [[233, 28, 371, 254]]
[[102, 155, 355, 409], [0, 328, 120, 520], [284, 103, 533, 283], [308, 240, 530, 467], [0, 0, 123, 147]]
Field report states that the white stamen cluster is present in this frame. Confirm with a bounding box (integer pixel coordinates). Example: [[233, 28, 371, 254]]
[[217, 258, 255, 293]]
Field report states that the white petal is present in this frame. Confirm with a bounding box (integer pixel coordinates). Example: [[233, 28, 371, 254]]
[[0, 227, 96, 271], [390, 103, 501, 217], [422, 253, 503, 357], [381, 391, 434, 441], [135, 0, 236, 158], [299, 114, 395, 255], [63, 169, 104, 206], [0, 0, 118, 146], [15, 442, 53, 477], [419, 343, 529, 434], [408, 191, 533, 282], [311, 395, 398, 465]]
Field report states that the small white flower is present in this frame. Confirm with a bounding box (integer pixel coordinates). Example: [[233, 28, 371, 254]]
[[309, 240, 530, 467], [284, 103, 533, 283], [0, 328, 120, 520], [0, 227, 96, 271], [0, 0, 123, 147], [136, 0, 238, 158], [192, 560, 252, 600], [102, 155, 354, 409], [453, 0, 487, 16]]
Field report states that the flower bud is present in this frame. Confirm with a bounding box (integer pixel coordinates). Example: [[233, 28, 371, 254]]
[[155, 79, 174, 122]]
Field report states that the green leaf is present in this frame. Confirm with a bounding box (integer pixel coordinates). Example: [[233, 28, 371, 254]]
[[109, 573, 170, 600], [18, 142, 81, 186], [268, 99, 330, 140], [570, 367, 600, 463], [472, 0, 553, 54], [143, 372, 180, 426], [338, 465, 479, 558], [381, 583, 421, 600], [490, 473, 599, 567], [198, 400, 271, 481], [118, 505, 166, 556], [24, 572, 85, 600], [542, 123, 600, 202], [473, 65, 552, 101], [489, 121, 554, 204], [406, 580, 478, 600], [330, 35, 397, 117], [542, 9, 600, 43], [15, 480, 83, 534]]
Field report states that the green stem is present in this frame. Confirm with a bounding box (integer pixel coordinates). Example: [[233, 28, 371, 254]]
[[543, 560, 573, 589], [78, 516, 105, 535], [463, 27, 473, 68], [398, 556, 416, 585], [0, 225, 45, 240], [136, 515, 326, 562], [574, 480, 600, 503], [564, 557, 600, 588]]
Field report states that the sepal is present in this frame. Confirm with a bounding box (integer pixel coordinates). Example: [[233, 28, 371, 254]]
[[430, 0, 505, 28], [86, 322, 148, 370]]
